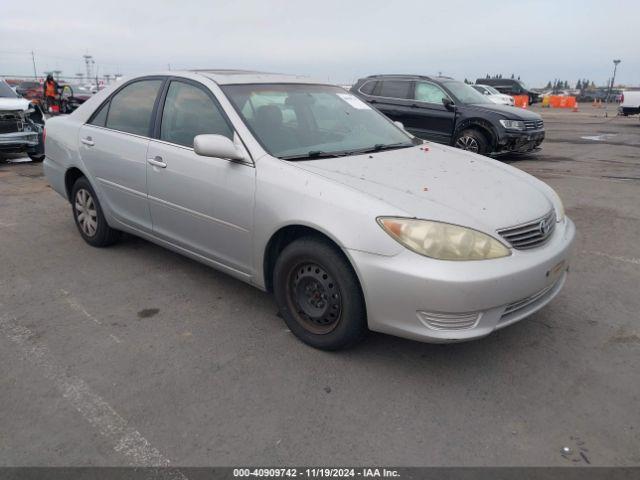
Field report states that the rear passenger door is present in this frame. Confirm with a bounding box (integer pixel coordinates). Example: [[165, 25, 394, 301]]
[[79, 78, 163, 232], [146, 79, 255, 275], [366, 80, 414, 126]]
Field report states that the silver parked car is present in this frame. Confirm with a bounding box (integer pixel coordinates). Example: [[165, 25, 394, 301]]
[[43, 70, 575, 349]]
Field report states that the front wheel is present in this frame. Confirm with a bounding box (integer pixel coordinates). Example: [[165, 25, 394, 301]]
[[273, 237, 367, 350], [454, 128, 489, 155], [71, 176, 119, 247]]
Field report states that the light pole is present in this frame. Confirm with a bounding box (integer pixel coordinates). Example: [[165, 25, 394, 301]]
[[607, 59, 621, 102]]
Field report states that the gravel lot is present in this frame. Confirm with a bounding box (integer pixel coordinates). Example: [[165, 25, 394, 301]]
[[1, 104, 638, 467]]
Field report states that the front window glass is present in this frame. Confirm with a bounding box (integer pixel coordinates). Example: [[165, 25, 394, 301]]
[[160, 81, 232, 147], [222, 84, 416, 159], [414, 82, 450, 104], [443, 81, 492, 104]]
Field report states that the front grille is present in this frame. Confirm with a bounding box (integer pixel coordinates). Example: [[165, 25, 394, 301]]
[[0, 111, 24, 134], [524, 120, 544, 130], [0, 120, 22, 134], [498, 210, 556, 250]]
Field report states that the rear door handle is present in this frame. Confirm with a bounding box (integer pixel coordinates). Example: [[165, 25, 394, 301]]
[[147, 156, 167, 168], [80, 137, 94, 146]]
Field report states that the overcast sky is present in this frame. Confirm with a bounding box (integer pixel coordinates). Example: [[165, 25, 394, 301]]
[[1, 0, 638, 87]]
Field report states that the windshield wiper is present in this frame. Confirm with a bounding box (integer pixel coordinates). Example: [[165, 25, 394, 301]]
[[344, 142, 415, 156], [280, 150, 346, 161]]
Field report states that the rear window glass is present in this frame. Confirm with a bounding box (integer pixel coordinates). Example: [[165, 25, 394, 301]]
[[377, 81, 411, 99], [105, 80, 162, 136]]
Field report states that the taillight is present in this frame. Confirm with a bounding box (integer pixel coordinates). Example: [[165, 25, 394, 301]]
[[621, 93, 624, 103]]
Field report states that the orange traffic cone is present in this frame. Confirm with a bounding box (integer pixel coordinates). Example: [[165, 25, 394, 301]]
[[572, 102, 579, 112]]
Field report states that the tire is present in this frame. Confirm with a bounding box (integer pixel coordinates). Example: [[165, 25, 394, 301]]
[[70, 176, 119, 247], [454, 128, 489, 155], [28, 153, 45, 162], [273, 237, 367, 350]]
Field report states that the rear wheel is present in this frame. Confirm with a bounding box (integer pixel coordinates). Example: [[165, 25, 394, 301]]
[[273, 237, 367, 350], [71, 176, 119, 247], [454, 128, 489, 155]]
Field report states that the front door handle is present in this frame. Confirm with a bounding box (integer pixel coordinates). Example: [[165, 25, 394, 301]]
[[80, 137, 94, 146], [147, 156, 167, 168]]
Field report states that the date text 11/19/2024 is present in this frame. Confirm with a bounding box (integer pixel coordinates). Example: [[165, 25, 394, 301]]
[[232, 467, 401, 478]]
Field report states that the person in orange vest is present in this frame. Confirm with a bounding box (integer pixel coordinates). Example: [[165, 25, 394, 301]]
[[43, 74, 60, 111]]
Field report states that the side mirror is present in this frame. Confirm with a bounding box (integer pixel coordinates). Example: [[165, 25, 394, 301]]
[[393, 121, 405, 130], [194, 134, 244, 161], [442, 98, 456, 111]]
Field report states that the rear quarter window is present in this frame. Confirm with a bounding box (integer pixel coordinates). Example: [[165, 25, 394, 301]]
[[358, 80, 377, 95], [89, 102, 109, 127]]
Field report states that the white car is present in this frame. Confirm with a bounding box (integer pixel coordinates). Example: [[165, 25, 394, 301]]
[[619, 91, 640, 116], [0, 78, 45, 161], [472, 84, 515, 106]]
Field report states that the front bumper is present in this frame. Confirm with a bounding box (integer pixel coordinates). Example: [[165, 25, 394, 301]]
[[497, 129, 545, 153], [348, 217, 575, 343], [0, 131, 39, 151]]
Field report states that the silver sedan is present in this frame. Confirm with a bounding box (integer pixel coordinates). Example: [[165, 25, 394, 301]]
[[43, 70, 575, 349]]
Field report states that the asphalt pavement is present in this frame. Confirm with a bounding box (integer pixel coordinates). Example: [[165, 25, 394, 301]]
[[0, 104, 638, 467]]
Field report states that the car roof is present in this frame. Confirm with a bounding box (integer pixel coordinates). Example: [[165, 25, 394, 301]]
[[191, 69, 324, 85]]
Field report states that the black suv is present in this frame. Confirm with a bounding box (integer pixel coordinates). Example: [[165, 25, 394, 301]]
[[351, 75, 545, 156], [475, 78, 539, 104]]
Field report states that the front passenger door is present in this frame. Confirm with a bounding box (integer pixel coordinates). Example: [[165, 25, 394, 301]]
[[146, 80, 256, 275], [404, 82, 456, 143]]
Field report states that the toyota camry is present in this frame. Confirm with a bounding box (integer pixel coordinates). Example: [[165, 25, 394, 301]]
[[43, 70, 575, 350]]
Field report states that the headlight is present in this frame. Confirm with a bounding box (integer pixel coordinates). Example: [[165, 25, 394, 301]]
[[499, 119, 525, 130], [548, 189, 565, 222], [377, 217, 511, 261]]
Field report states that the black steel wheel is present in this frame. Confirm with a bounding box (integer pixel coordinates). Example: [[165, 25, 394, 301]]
[[273, 237, 367, 350], [289, 262, 342, 335]]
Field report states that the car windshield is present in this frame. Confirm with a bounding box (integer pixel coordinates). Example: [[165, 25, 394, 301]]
[[222, 83, 417, 159], [0, 81, 18, 98], [444, 81, 493, 105]]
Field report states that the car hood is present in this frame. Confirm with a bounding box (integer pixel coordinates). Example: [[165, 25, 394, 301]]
[[291, 144, 553, 234], [0, 97, 31, 112], [464, 102, 541, 120]]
